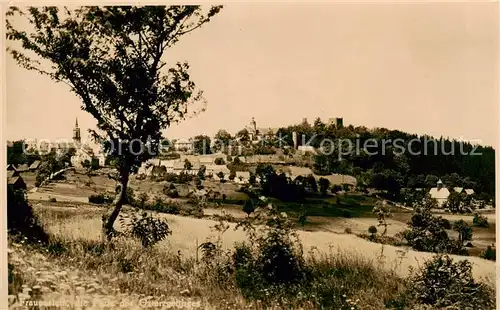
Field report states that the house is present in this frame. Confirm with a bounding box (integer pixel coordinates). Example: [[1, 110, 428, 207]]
[[7, 164, 18, 173], [71, 146, 98, 169], [7, 174, 27, 190], [7, 170, 19, 179], [137, 165, 154, 178], [174, 139, 193, 153], [453, 187, 474, 196], [453, 187, 464, 194], [29, 160, 41, 171], [428, 179, 450, 207], [464, 189, 475, 196], [16, 164, 30, 172]]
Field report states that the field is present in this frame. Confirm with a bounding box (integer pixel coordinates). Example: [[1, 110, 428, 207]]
[[31, 202, 495, 281], [26, 169, 496, 260], [9, 168, 496, 309]]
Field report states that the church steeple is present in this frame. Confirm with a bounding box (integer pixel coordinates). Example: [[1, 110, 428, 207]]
[[73, 117, 81, 144]]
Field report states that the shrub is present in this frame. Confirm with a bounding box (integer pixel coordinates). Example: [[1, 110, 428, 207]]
[[195, 177, 204, 189], [88, 194, 106, 204], [125, 187, 135, 205], [126, 211, 172, 248], [408, 255, 494, 308], [439, 218, 451, 230], [344, 227, 352, 234], [136, 192, 149, 208], [226, 155, 232, 162], [298, 210, 307, 226], [368, 225, 377, 235], [331, 184, 341, 193], [473, 213, 489, 228], [235, 205, 307, 288], [335, 195, 341, 204], [232, 242, 253, 269], [242, 200, 255, 216], [481, 246, 496, 261], [7, 186, 48, 244], [342, 210, 351, 218], [163, 184, 179, 198], [228, 171, 236, 181], [214, 157, 225, 165], [49, 197, 57, 202], [150, 197, 181, 215], [403, 197, 466, 255], [165, 173, 178, 183], [177, 172, 193, 184], [452, 220, 472, 244]]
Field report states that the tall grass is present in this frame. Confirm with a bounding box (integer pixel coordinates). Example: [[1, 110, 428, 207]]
[[19, 204, 495, 310]]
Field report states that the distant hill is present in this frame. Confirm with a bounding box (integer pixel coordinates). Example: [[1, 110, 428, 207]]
[[269, 121, 495, 197]]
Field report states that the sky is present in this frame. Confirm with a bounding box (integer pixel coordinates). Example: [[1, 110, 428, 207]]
[[6, 2, 499, 147]]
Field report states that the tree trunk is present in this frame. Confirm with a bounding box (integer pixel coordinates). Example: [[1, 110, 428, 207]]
[[102, 169, 129, 241]]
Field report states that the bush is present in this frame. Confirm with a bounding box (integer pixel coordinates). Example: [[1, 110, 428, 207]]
[[125, 187, 135, 205], [243, 207, 306, 285], [344, 227, 352, 234], [214, 157, 225, 165], [368, 225, 377, 235], [332, 184, 342, 193], [177, 172, 193, 184], [163, 184, 179, 198], [126, 211, 172, 248], [49, 197, 57, 202], [407, 255, 494, 308], [403, 197, 467, 255], [335, 195, 341, 205], [473, 213, 489, 228], [439, 218, 451, 230], [149, 197, 181, 215], [88, 194, 106, 204], [232, 242, 253, 269], [7, 186, 49, 244], [342, 210, 351, 218], [481, 246, 496, 261], [298, 210, 307, 226], [195, 177, 204, 189], [136, 192, 149, 208], [165, 173, 178, 183]]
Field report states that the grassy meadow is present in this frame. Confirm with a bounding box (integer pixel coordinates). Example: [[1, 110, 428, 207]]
[[8, 169, 496, 309]]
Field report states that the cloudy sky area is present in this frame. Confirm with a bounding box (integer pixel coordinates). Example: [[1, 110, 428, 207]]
[[6, 3, 499, 147]]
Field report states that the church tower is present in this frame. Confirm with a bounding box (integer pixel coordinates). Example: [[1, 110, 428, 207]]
[[73, 118, 81, 144]]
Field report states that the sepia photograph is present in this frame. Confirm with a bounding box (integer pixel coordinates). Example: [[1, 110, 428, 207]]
[[3, 3, 498, 309]]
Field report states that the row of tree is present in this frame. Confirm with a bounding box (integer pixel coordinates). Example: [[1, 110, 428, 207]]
[[173, 118, 495, 200]]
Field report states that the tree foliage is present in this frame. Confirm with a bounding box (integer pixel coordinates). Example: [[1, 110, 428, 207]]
[[193, 135, 212, 155], [7, 5, 222, 238]]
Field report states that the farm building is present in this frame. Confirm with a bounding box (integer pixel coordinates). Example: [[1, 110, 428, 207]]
[[29, 160, 41, 171], [7, 173, 27, 190], [429, 180, 450, 207]]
